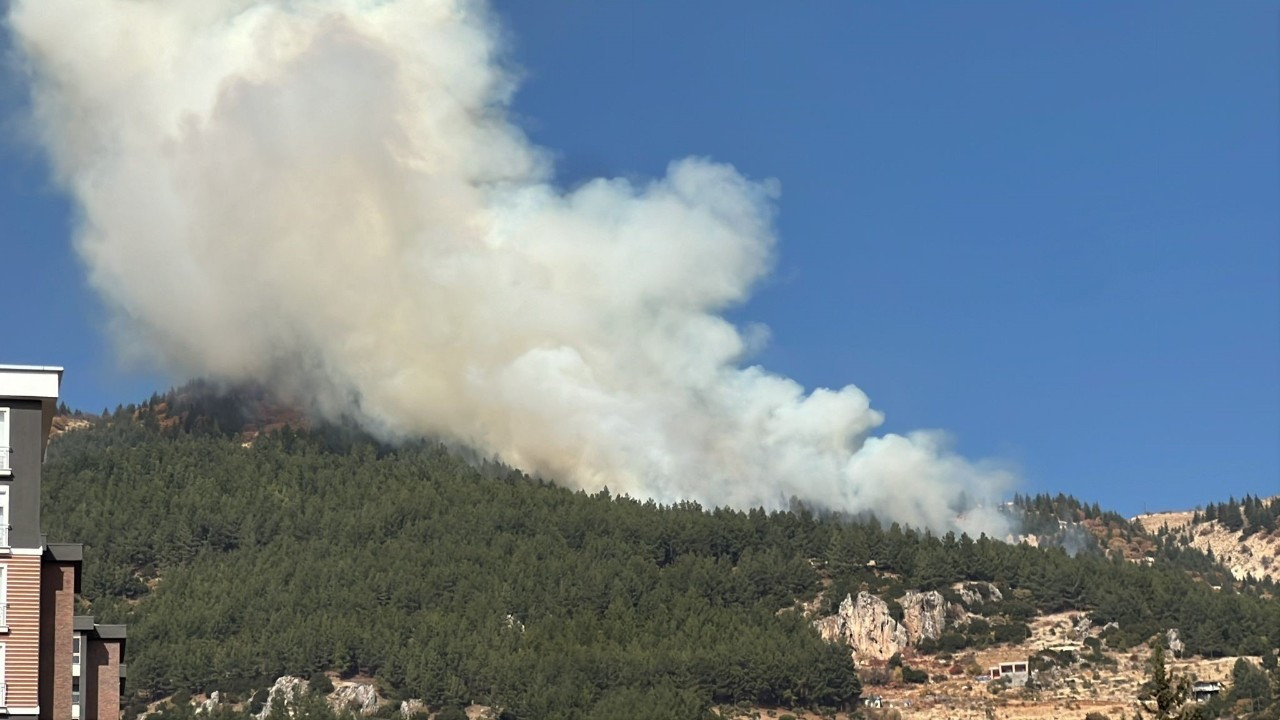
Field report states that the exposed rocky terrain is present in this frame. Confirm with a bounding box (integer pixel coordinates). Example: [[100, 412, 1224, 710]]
[[1134, 504, 1280, 583], [814, 592, 910, 662], [49, 413, 93, 438], [179, 675, 497, 720], [803, 540, 1278, 720], [806, 607, 1264, 720], [813, 587, 978, 662]]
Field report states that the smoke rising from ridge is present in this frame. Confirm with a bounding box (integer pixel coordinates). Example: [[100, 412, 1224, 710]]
[[9, 0, 1013, 534]]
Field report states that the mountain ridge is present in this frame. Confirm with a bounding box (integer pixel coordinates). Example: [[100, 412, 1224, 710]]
[[42, 385, 1280, 720]]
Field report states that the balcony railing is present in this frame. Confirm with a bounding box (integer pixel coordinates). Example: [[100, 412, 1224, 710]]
[[0, 603, 7, 628], [0, 524, 7, 548], [0, 446, 8, 472], [0, 681, 7, 707]]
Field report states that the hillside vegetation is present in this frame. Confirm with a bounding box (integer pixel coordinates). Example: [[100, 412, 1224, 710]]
[[47, 413, 856, 720], [41, 399, 1280, 720], [1135, 496, 1280, 585]]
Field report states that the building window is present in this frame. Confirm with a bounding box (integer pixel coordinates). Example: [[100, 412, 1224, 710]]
[[72, 674, 81, 705], [72, 634, 81, 665], [0, 407, 9, 475]]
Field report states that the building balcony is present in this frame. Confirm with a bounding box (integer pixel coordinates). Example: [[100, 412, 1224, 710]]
[[0, 445, 8, 475], [0, 603, 7, 632], [0, 523, 8, 551], [0, 681, 7, 709]]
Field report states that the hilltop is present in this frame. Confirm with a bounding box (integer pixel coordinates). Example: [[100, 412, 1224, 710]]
[[1134, 498, 1280, 584]]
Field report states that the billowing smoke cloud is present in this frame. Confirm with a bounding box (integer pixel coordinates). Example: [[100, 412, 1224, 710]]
[[8, 0, 1013, 534]]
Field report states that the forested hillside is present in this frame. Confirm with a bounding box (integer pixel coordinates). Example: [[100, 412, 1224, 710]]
[[40, 403, 1280, 720], [45, 416, 857, 720]]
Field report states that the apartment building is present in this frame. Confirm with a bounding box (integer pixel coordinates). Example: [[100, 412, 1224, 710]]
[[1, 365, 125, 720]]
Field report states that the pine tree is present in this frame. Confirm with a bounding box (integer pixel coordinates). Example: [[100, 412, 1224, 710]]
[[1135, 643, 1200, 720]]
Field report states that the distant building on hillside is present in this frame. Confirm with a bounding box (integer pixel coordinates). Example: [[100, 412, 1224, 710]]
[[1191, 682, 1223, 703], [0, 365, 126, 720], [988, 659, 1030, 687]]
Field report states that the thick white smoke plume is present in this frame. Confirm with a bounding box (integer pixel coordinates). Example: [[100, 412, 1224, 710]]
[[9, 0, 1013, 534]]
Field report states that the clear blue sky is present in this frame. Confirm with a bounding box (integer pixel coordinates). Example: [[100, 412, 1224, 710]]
[[2, 2, 1276, 516]]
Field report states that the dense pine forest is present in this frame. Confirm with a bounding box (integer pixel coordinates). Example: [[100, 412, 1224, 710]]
[[40, 398, 1280, 720]]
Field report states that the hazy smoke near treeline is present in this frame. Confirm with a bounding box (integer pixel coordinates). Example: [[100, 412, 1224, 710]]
[[8, 0, 1013, 534]]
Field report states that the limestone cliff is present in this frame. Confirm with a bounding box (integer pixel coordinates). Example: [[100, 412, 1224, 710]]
[[955, 581, 1003, 608], [899, 590, 948, 645], [255, 677, 308, 720], [253, 676, 383, 718], [329, 681, 381, 715], [814, 592, 908, 662]]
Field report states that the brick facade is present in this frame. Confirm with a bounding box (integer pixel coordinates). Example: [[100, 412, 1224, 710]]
[[37, 562, 75, 719], [87, 640, 121, 720]]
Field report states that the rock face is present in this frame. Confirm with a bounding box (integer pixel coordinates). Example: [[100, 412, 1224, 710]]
[[955, 582, 1003, 608], [399, 699, 427, 717], [197, 691, 222, 714], [256, 677, 308, 720], [329, 681, 381, 715], [1073, 614, 1093, 640], [254, 676, 382, 718], [899, 590, 948, 644], [814, 592, 908, 662], [1166, 628, 1185, 657], [901, 586, 952, 640]]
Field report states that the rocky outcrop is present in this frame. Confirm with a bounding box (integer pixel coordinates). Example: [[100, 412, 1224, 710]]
[[1166, 628, 1184, 657], [197, 691, 223, 714], [329, 681, 381, 715], [253, 676, 382, 718], [256, 677, 308, 720], [49, 415, 93, 439], [1073, 614, 1093, 640], [814, 592, 908, 662], [399, 699, 427, 717], [899, 590, 948, 644], [955, 582, 1003, 608]]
